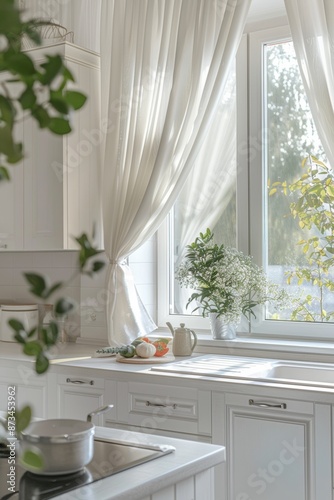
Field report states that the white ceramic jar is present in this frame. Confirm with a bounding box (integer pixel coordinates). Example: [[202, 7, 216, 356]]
[[0, 304, 38, 342]]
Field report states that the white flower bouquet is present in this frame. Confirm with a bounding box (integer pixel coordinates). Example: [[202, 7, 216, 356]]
[[176, 228, 291, 324]]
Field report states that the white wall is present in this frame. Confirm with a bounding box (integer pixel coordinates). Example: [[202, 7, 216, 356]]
[[0, 237, 157, 345]]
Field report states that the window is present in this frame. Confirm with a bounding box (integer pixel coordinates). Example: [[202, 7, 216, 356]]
[[158, 23, 333, 340]]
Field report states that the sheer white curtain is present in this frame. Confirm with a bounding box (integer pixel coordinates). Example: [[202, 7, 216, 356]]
[[100, 0, 251, 346], [174, 70, 236, 313], [285, 0, 334, 167]]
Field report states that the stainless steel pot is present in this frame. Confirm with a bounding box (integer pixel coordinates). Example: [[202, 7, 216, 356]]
[[19, 405, 113, 475]]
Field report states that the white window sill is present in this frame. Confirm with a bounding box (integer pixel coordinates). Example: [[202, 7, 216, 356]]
[[195, 334, 334, 363], [154, 328, 334, 363]]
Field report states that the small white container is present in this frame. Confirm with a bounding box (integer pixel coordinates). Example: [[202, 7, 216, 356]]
[[0, 304, 38, 342]]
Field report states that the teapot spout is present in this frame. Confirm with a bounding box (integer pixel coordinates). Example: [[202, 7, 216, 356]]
[[166, 322, 174, 336]]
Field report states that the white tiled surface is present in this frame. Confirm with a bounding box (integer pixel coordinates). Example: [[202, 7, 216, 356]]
[[0, 236, 157, 344]]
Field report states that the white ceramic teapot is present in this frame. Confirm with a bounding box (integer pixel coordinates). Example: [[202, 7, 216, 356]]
[[166, 322, 197, 356]]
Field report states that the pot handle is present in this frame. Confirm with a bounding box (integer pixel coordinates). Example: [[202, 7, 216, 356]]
[[87, 404, 114, 422]]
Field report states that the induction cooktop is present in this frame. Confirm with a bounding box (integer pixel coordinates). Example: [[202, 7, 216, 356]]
[[0, 437, 175, 499]]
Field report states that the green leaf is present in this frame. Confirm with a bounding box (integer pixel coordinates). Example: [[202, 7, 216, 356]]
[[20, 449, 44, 470], [5, 52, 35, 75], [64, 90, 87, 110], [50, 91, 69, 115], [39, 55, 63, 85], [74, 233, 104, 268], [0, 1, 21, 37], [48, 117, 71, 135], [6, 140, 23, 164], [0, 95, 16, 125], [54, 297, 75, 316], [8, 319, 25, 332], [27, 326, 37, 338], [0, 125, 16, 157], [92, 261, 106, 273], [14, 331, 27, 343], [35, 353, 49, 374], [24, 272, 47, 296], [19, 87, 37, 110], [0, 166, 10, 180], [32, 105, 50, 128], [15, 405, 32, 434], [49, 96, 69, 114], [23, 341, 42, 357], [41, 321, 58, 345]]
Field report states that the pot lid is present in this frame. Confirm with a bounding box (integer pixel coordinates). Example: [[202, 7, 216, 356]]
[[21, 419, 95, 444]]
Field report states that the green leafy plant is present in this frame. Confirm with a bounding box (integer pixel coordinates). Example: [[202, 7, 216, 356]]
[[0, 0, 87, 180], [270, 156, 334, 322], [176, 228, 291, 324]]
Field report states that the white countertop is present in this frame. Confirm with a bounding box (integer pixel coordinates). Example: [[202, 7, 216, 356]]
[[53, 426, 225, 500], [3, 341, 334, 399]]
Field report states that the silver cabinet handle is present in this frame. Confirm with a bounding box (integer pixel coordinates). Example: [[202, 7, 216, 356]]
[[249, 399, 287, 409], [146, 401, 177, 409], [0, 244, 7, 249], [66, 378, 94, 386]]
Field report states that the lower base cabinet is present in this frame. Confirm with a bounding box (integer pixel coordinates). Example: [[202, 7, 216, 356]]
[[0, 363, 48, 419], [224, 393, 332, 500], [48, 372, 114, 426], [1, 359, 333, 500]]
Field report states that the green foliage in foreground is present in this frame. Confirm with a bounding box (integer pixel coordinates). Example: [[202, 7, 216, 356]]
[[0, 0, 87, 179]]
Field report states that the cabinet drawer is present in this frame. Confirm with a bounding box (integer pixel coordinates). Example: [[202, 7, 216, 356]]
[[225, 392, 314, 415], [117, 381, 211, 436]]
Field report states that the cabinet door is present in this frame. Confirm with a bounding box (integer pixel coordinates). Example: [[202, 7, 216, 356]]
[[226, 393, 314, 500], [23, 117, 64, 250], [0, 43, 102, 251], [0, 364, 48, 419], [0, 123, 24, 250], [55, 373, 106, 425]]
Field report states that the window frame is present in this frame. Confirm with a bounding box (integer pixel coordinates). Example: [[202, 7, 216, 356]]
[[157, 22, 334, 341]]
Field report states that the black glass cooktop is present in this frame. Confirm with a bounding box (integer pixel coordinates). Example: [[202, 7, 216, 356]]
[[0, 437, 175, 499]]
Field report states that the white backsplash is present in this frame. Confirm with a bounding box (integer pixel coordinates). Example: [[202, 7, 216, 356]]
[[0, 236, 157, 345]]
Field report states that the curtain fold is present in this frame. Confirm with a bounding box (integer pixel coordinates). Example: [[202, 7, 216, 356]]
[[100, 0, 251, 346], [284, 0, 334, 167], [174, 69, 236, 313]]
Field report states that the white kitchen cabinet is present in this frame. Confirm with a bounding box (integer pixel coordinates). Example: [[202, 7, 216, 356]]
[[223, 392, 332, 500], [115, 380, 212, 442], [0, 362, 48, 418], [52, 372, 107, 425], [0, 42, 102, 250]]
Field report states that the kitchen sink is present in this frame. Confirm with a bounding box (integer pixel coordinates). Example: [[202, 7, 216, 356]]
[[150, 355, 275, 379], [151, 355, 334, 387], [249, 361, 334, 386]]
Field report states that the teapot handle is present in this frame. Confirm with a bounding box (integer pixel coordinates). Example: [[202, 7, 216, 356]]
[[190, 329, 197, 352]]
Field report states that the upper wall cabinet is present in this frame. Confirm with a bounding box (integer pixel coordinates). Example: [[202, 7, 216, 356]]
[[0, 42, 102, 251]]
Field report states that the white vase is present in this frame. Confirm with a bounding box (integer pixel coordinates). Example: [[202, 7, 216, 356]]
[[209, 313, 237, 340]]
